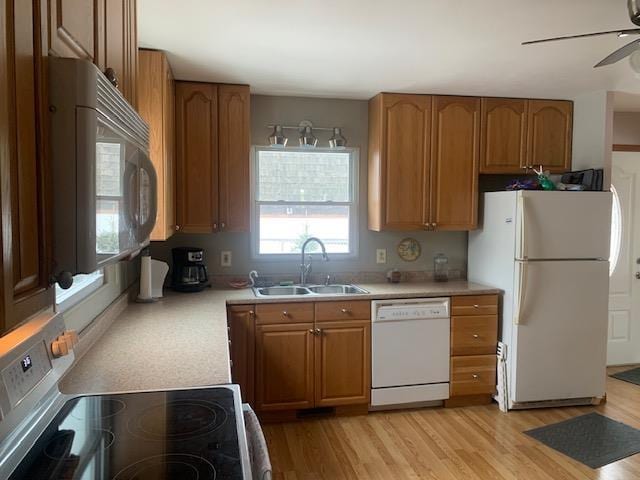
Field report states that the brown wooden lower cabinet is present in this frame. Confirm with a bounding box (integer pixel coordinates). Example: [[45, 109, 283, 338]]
[[255, 323, 315, 411], [315, 320, 370, 407], [230, 301, 371, 413]]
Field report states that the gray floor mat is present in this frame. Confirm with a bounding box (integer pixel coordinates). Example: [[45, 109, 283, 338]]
[[524, 413, 640, 469], [610, 367, 640, 386]]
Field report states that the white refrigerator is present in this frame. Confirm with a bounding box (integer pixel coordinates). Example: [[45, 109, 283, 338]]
[[468, 191, 612, 409]]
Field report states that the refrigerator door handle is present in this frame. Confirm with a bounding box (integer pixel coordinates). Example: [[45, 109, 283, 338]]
[[518, 194, 528, 260], [514, 261, 528, 325]]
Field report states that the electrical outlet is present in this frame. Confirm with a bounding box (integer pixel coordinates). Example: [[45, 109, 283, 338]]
[[221, 251, 232, 267], [376, 248, 387, 264]]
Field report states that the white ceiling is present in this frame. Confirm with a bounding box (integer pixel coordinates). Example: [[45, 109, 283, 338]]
[[139, 0, 640, 100]]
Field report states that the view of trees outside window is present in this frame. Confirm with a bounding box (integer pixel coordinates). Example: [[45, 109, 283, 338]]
[[96, 141, 122, 254], [256, 149, 354, 254]]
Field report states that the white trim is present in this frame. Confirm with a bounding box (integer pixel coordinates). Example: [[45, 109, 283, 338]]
[[250, 146, 360, 260], [55, 270, 106, 313]]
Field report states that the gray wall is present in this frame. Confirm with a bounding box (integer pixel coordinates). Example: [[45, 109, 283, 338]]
[[613, 112, 640, 144], [151, 94, 468, 278]]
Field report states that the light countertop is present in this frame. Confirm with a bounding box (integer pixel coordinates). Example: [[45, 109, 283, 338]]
[[59, 281, 500, 395]]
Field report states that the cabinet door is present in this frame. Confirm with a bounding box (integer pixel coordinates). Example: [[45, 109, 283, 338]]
[[175, 82, 218, 233], [315, 320, 370, 407], [218, 84, 250, 232], [255, 323, 314, 411], [228, 306, 255, 406], [430, 96, 480, 230], [101, 0, 136, 106], [526, 99, 572, 173], [139, 50, 175, 241], [380, 94, 431, 230], [0, 0, 53, 333], [47, 0, 98, 61], [480, 98, 527, 174]]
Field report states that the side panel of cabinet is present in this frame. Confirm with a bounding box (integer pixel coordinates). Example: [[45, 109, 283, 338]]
[[175, 82, 218, 233], [218, 84, 250, 233], [315, 320, 370, 407], [526, 99, 572, 173], [480, 98, 527, 174], [47, 0, 97, 60], [101, 0, 136, 106], [255, 323, 314, 411], [139, 50, 175, 241], [381, 94, 431, 230], [228, 306, 255, 406], [0, 0, 53, 332], [430, 95, 480, 230]]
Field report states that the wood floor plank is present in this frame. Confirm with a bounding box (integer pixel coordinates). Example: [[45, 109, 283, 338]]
[[263, 367, 640, 479]]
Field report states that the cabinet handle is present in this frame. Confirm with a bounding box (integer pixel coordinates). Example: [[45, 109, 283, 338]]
[[249, 310, 255, 318], [315, 328, 321, 335], [341, 308, 350, 314], [472, 334, 480, 339], [175, 225, 181, 231], [309, 328, 314, 334], [473, 304, 480, 308], [221, 222, 226, 229], [282, 311, 289, 317], [472, 374, 479, 380], [213, 222, 218, 230]]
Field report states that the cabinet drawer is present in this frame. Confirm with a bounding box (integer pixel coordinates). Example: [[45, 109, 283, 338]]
[[255, 303, 314, 325], [450, 355, 497, 396], [315, 300, 371, 322], [451, 315, 497, 356], [451, 295, 498, 316]]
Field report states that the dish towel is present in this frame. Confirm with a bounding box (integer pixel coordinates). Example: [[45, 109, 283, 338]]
[[243, 404, 272, 480]]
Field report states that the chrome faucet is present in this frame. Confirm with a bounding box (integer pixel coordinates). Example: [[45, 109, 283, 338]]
[[300, 237, 329, 286]]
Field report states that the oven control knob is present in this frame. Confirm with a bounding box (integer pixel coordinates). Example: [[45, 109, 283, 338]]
[[51, 339, 70, 358], [61, 330, 79, 349]]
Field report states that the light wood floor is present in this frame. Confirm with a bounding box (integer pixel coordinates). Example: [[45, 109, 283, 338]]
[[263, 366, 640, 479]]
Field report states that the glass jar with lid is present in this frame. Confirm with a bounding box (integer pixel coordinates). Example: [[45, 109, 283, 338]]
[[433, 253, 449, 282]]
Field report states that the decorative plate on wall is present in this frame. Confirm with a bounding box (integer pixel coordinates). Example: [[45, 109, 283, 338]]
[[397, 238, 421, 262]]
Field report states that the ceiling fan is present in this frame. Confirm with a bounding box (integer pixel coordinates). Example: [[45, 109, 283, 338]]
[[523, 0, 640, 67]]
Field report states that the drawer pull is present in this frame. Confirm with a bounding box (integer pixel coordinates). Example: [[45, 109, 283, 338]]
[[472, 334, 480, 339], [283, 311, 289, 317], [473, 304, 480, 308], [309, 328, 314, 333], [341, 308, 350, 314], [472, 374, 479, 380]]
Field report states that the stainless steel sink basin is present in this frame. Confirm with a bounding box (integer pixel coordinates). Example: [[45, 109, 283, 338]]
[[307, 284, 369, 295], [254, 286, 311, 296], [253, 284, 368, 297]]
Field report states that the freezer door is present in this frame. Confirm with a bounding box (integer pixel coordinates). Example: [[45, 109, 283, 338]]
[[511, 260, 609, 403], [516, 191, 612, 260]]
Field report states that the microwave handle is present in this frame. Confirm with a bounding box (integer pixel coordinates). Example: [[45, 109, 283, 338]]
[[137, 153, 158, 243]]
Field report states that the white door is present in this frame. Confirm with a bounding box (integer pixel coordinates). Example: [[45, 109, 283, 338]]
[[608, 153, 640, 365], [512, 260, 609, 403], [516, 191, 612, 260]]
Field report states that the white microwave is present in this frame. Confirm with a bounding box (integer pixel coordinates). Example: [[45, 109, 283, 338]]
[[49, 58, 157, 286]]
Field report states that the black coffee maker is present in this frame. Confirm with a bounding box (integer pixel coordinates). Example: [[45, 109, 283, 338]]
[[171, 247, 210, 292]]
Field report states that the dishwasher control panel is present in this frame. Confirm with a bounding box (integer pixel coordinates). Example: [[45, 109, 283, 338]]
[[372, 298, 450, 322]]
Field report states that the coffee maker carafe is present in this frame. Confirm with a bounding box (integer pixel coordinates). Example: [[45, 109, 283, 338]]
[[171, 247, 209, 292]]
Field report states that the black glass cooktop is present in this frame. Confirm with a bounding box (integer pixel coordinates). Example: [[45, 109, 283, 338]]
[[10, 387, 244, 480]]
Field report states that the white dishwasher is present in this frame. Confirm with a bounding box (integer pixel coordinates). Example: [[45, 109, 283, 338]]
[[371, 297, 450, 407]]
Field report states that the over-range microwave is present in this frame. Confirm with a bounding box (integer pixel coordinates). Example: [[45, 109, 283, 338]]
[[49, 58, 157, 286]]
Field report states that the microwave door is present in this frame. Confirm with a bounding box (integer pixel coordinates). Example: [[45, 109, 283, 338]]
[[137, 151, 157, 244], [95, 113, 139, 267]]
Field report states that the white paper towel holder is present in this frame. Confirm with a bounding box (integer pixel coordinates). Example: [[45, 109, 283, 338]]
[[137, 248, 158, 303]]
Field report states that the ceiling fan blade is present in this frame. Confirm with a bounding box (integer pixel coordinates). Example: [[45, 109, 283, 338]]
[[595, 38, 640, 67], [522, 28, 640, 45]]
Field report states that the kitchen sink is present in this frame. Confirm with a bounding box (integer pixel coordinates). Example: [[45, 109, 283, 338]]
[[254, 286, 311, 296], [253, 284, 368, 297], [306, 284, 369, 295]]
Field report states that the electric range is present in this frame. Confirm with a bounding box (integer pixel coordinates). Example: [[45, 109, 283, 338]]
[[0, 312, 251, 479]]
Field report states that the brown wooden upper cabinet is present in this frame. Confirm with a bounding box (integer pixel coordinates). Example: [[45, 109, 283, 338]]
[[526, 99, 572, 173], [430, 96, 480, 230], [138, 49, 176, 241], [480, 98, 572, 174], [175, 82, 250, 234], [368, 93, 479, 231], [47, 0, 138, 107]]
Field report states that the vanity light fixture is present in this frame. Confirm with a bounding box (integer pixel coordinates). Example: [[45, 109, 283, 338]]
[[266, 122, 346, 148], [299, 125, 318, 147], [329, 127, 347, 148], [268, 124, 288, 147]]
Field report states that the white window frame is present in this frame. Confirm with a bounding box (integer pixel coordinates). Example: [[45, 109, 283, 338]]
[[250, 146, 359, 260], [55, 269, 106, 313]]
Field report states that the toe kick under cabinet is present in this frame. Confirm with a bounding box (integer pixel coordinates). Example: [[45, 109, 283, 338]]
[[227, 301, 371, 419], [445, 294, 499, 407]]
